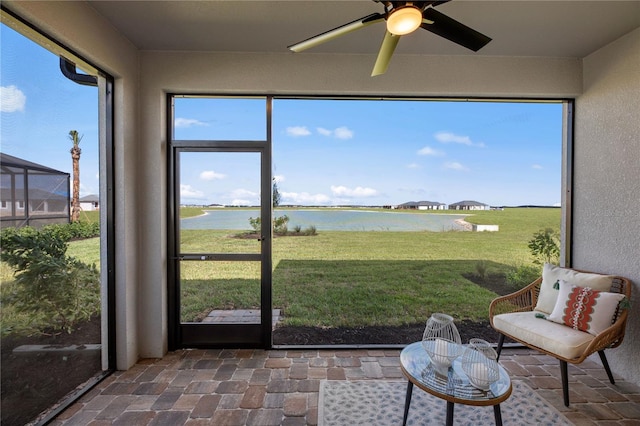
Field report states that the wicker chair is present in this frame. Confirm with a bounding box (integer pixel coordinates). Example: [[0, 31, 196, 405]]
[[489, 270, 631, 407]]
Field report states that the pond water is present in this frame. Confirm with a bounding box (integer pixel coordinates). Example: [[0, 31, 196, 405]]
[[181, 209, 469, 232]]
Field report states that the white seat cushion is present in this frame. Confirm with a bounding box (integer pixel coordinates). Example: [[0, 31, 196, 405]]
[[493, 311, 594, 360]]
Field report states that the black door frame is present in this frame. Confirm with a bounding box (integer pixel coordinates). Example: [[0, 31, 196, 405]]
[[167, 95, 273, 349]]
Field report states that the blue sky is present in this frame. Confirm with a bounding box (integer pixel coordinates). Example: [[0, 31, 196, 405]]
[[1, 24, 100, 197], [2, 23, 563, 208], [175, 98, 562, 207]]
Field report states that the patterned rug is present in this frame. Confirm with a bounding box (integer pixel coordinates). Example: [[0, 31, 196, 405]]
[[318, 380, 573, 426]]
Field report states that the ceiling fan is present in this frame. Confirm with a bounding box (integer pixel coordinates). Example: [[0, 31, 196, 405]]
[[288, 1, 492, 76]]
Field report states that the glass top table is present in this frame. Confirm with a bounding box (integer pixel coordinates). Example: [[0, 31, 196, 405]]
[[400, 341, 512, 426]]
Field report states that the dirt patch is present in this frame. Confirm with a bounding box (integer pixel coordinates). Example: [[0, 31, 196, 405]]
[[1, 316, 102, 426], [273, 319, 501, 346]]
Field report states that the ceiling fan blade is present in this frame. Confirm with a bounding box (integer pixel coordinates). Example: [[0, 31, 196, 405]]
[[422, 7, 491, 52], [288, 13, 384, 52], [371, 30, 401, 77]]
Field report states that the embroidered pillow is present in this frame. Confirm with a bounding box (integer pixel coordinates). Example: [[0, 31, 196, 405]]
[[548, 279, 625, 335], [534, 263, 614, 314]]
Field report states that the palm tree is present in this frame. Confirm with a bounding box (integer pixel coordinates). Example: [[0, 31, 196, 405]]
[[69, 130, 82, 222]]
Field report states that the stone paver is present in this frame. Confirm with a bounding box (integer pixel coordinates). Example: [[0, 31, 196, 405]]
[[49, 348, 640, 426]]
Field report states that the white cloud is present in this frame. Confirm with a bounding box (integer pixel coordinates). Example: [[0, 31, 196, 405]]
[[330, 185, 378, 197], [0, 85, 26, 112], [231, 199, 253, 206], [334, 126, 354, 140], [443, 162, 470, 171], [200, 170, 226, 180], [274, 175, 285, 183], [532, 164, 543, 170], [407, 163, 420, 169], [229, 188, 259, 206], [435, 131, 485, 147], [417, 146, 445, 156], [281, 191, 331, 204], [175, 117, 208, 128], [230, 188, 258, 199], [286, 126, 311, 137], [180, 184, 204, 198], [317, 126, 354, 140]]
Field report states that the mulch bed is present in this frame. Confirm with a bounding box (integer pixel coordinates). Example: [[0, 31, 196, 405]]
[[1, 316, 102, 426], [273, 319, 501, 346]]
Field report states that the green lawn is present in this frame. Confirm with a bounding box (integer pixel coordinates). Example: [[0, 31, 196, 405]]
[[178, 207, 560, 326], [1, 207, 560, 332]]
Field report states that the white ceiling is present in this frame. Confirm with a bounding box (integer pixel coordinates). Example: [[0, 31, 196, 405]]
[[87, 1, 640, 58]]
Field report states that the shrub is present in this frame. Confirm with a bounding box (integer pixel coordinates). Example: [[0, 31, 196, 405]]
[[475, 260, 488, 282], [0, 227, 100, 335], [506, 264, 540, 289], [249, 216, 261, 233], [248, 215, 290, 234], [528, 228, 560, 265], [273, 215, 289, 234], [0, 222, 99, 248]]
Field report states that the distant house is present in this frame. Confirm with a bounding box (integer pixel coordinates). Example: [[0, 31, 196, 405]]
[[397, 201, 419, 209], [80, 194, 100, 211], [0, 152, 70, 228], [449, 200, 490, 211], [397, 200, 447, 210], [417, 201, 447, 210]]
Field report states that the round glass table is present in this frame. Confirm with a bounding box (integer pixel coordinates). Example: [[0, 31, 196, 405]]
[[400, 341, 512, 426]]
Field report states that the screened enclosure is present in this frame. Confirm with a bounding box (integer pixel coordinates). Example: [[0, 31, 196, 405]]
[[0, 152, 70, 229]]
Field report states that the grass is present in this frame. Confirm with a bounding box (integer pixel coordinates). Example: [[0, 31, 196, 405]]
[[1, 207, 561, 331], [178, 207, 560, 327]]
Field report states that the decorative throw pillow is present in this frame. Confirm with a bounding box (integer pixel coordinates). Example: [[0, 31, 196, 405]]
[[534, 263, 614, 314], [547, 279, 625, 335]]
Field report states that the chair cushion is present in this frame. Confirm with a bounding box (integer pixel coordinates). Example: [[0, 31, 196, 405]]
[[493, 311, 594, 360], [534, 263, 614, 314], [547, 280, 625, 335]]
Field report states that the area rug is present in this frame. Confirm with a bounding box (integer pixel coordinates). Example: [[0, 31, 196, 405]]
[[318, 380, 573, 426]]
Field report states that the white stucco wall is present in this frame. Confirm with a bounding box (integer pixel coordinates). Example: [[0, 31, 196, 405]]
[[4, 1, 142, 370], [574, 27, 640, 384]]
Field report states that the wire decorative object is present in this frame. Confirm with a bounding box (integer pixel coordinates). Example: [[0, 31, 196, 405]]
[[421, 313, 463, 375], [461, 338, 500, 391]]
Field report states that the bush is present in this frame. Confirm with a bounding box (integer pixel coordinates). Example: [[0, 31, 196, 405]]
[[0, 222, 99, 248], [0, 227, 100, 335], [42, 221, 100, 241], [475, 260, 489, 282], [505, 264, 540, 289], [273, 215, 289, 234], [248, 215, 290, 235], [528, 228, 560, 265]]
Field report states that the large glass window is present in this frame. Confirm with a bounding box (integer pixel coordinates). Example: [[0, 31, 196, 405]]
[[270, 98, 563, 345], [170, 95, 564, 347], [1, 17, 112, 425]]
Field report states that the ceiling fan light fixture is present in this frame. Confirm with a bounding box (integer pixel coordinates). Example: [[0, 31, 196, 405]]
[[386, 6, 422, 35]]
